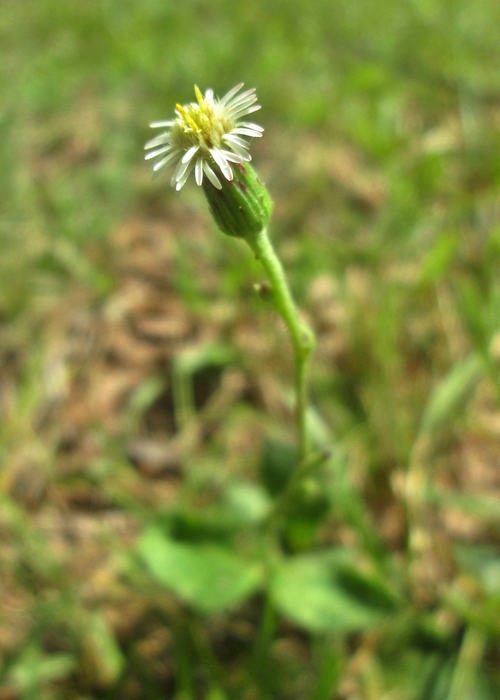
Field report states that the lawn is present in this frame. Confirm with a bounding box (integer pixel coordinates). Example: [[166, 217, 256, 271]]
[[1, 0, 500, 698]]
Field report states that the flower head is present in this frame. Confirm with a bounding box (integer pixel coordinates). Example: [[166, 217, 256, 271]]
[[145, 83, 264, 191]]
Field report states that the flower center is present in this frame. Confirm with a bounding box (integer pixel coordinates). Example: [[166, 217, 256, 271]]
[[173, 86, 231, 152]]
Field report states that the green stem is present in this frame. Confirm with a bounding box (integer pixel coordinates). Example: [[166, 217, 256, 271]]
[[268, 449, 331, 524], [246, 227, 315, 462], [252, 587, 278, 698]]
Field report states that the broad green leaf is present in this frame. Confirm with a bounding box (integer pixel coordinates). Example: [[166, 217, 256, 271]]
[[335, 563, 398, 611], [167, 484, 271, 543], [282, 484, 332, 552], [169, 508, 247, 543], [138, 526, 263, 614], [259, 438, 297, 496], [271, 550, 391, 633], [224, 481, 272, 525]]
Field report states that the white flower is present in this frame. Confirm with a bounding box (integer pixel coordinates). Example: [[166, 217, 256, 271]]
[[144, 83, 264, 191]]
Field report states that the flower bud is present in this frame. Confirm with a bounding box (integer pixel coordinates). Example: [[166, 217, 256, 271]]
[[202, 162, 273, 239]]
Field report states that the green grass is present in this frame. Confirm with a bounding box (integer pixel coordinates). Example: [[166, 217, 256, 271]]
[[1, 0, 500, 698]]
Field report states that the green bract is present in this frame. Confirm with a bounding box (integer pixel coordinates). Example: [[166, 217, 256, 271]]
[[202, 162, 273, 240]]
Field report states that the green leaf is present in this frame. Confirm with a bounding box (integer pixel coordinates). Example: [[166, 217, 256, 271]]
[[454, 544, 500, 596], [174, 342, 235, 375], [271, 550, 391, 633], [259, 438, 298, 497], [282, 482, 331, 552], [166, 483, 271, 543], [420, 232, 459, 283], [418, 354, 482, 436], [429, 488, 500, 526], [336, 563, 398, 612], [83, 613, 124, 686], [456, 280, 489, 350], [168, 508, 244, 544], [8, 646, 75, 693], [137, 526, 263, 614], [224, 481, 272, 525]]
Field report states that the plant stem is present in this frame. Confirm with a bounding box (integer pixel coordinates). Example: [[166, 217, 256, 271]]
[[252, 586, 278, 698], [246, 227, 315, 462]]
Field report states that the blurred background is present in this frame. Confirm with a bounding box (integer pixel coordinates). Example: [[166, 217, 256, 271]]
[[1, 0, 500, 697]]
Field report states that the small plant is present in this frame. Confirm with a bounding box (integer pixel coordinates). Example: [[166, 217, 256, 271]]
[[139, 84, 402, 698], [145, 83, 316, 466]]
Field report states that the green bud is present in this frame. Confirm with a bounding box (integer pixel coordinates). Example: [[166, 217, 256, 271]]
[[202, 162, 273, 240]]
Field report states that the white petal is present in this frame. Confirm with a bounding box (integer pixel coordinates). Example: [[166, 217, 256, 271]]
[[230, 148, 251, 162], [210, 149, 233, 179], [181, 145, 200, 164], [232, 127, 263, 138], [226, 88, 256, 107], [223, 139, 251, 161], [219, 83, 244, 106], [175, 162, 195, 190], [145, 145, 173, 160], [219, 149, 243, 163], [202, 160, 222, 189], [225, 94, 258, 114], [145, 134, 170, 149], [195, 158, 204, 185], [224, 134, 249, 149], [149, 120, 175, 128], [229, 104, 261, 119], [240, 121, 264, 132], [173, 156, 192, 181], [223, 136, 252, 159], [226, 102, 259, 119], [152, 151, 179, 172]]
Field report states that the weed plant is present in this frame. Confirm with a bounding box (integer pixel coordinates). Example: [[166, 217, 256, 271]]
[[1, 1, 500, 698]]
